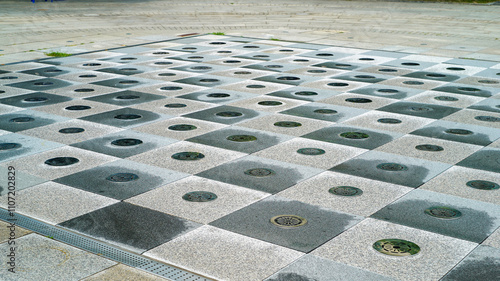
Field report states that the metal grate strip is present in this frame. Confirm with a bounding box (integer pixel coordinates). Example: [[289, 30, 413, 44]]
[[0, 208, 212, 281]]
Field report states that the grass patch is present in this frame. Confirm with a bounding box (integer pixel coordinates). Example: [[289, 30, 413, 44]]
[[212, 32, 225, 35], [270, 38, 280, 41], [44, 52, 72, 57]]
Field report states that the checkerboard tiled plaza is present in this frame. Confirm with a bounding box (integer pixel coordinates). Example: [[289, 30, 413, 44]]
[[1, 31, 500, 281]]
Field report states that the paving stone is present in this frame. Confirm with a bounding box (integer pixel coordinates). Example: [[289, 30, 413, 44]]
[[441, 245, 500, 281], [58, 202, 201, 254], [126, 176, 269, 224], [197, 155, 322, 194], [210, 195, 363, 253], [0, 133, 64, 163], [330, 151, 452, 188], [0, 234, 116, 281], [311, 218, 477, 281], [371, 189, 500, 243], [81, 264, 169, 281], [145, 225, 303, 281], [54, 159, 188, 200]]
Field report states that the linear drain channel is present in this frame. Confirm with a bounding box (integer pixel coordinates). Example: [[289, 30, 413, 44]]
[[0, 208, 212, 281]]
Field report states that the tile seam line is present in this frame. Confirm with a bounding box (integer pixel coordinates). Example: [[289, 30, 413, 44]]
[[0, 207, 215, 281]]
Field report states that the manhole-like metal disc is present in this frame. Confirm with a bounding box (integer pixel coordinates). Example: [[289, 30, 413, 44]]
[[207, 93, 230, 98], [403, 81, 424, 85], [0, 143, 22, 150], [9, 117, 34, 123], [199, 79, 219, 83], [447, 67, 465, 71], [244, 168, 275, 177], [340, 132, 369, 139], [246, 84, 265, 88], [182, 191, 218, 202], [215, 111, 243, 117], [426, 73, 446, 78], [345, 98, 372, 103], [445, 129, 473, 135], [409, 106, 433, 112], [297, 148, 326, 155], [158, 73, 176, 76], [270, 215, 307, 228], [274, 121, 302, 127], [277, 76, 300, 81], [258, 101, 283, 106], [59, 127, 85, 134], [329, 186, 363, 196], [160, 86, 183, 91], [44, 157, 79, 166], [65, 105, 91, 111], [378, 68, 397, 72], [79, 74, 97, 78], [34, 82, 54, 86], [466, 180, 500, 190], [475, 116, 500, 122], [111, 138, 143, 146], [226, 135, 257, 142], [435, 96, 458, 101], [377, 89, 399, 94], [168, 124, 197, 131], [377, 118, 402, 124], [171, 152, 205, 161], [314, 109, 337, 115], [355, 75, 376, 79], [116, 95, 140, 100], [478, 80, 498, 84], [295, 91, 318, 96], [164, 103, 187, 108], [106, 173, 139, 182], [415, 144, 444, 152], [118, 80, 139, 85], [424, 206, 462, 219], [114, 114, 142, 120], [377, 163, 408, 171], [74, 88, 95, 92], [373, 239, 420, 256], [458, 87, 480, 92], [23, 97, 48, 102], [328, 82, 350, 87]]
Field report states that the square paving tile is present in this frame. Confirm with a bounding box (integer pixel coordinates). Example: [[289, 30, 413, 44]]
[[0, 92, 72, 108], [311, 218, 477, 281], [0, 234, 116, 281], [342, 111, 434, 134], [253, 137, 367, 169], [277, 171, 412, 217], [410, 119, 500, 146], [90, 77, 162, 90], [0, 133, 64, 163], [405, 90, 484, 108], [19, 119, 123, 145], [228, 95, 307, 113], [443, 109, 500, 129], [133, 117, 226, 140], [32, 99, 122, 118], [210, 195, 363, 253], [58, 202, 201, 253], [196, 155, 323, 194], [378, 76, 447, 90], [81, 264, 168, 281], [441, 245, 500, 281], [0, 166, 46, 196], [0, 110, 69, 132], [483, 228, 500, 249], [419, 166, 500, 206], [266, 86, 341, 102], [71, 129, 177, 158], [126, 176, 270, 224], [349, 84, 423, 100], [456, 147, 500, 173], [187, 126, 293, 154], [56, 70, 121, 84], [127, 81, 207, 97], [371, 189, 500, 243], [330, 151, 452, 188], [264, 254, 398, 281], [279, 102, 369, 123], [83, 90, 165, 106], [79, 107, 169, 128], [182, 105, 267, 125], [0, 181, 118, 224], [303, 124, 402, 150], [433, 83, 498, 98], [320, 93, 398, 110], [238, 113, 332, 137], [177, 89, 257, 104], [1, 146, 118, 180], [377, 101, 462, 119], [43, 84, 119, 99], [54, 159, 188, 200], [145, 225, 303, 281], [131, 97, 216, 116], [375, 134, 482, 164], [129, 141, 246, 174]]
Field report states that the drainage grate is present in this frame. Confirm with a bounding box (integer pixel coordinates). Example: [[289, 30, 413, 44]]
[[0, 209, 212, 281], [329, 186, 363, 196], [270, 215, 307, 228], [226, 135, 257, 142], [373, 239, 420, 256], [424, 206, 462, 219], [182, 191, 218, 202]]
